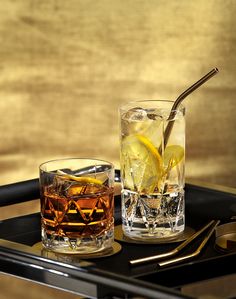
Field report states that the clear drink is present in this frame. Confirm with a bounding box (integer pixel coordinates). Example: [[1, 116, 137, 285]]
[[40, 158, 114, 253], [120, 100, 185, 240]]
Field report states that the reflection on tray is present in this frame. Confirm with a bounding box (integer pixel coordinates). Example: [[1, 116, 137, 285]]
[[32, 241, 122, 261]]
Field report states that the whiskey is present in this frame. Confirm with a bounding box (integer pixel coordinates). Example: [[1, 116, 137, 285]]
[[41, 182, 114, 239]]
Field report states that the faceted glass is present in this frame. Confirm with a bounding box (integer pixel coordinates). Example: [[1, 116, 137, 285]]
[[39, 158, 114, 253], [119, 100, 185, 240]]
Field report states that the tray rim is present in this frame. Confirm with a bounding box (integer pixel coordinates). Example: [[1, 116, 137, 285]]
[[1, 175, 236, 208], [186, 179, 236, 196], [0, 237, 187, 299]]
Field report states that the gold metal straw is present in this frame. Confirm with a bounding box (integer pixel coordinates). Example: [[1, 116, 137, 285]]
[[129, 220, 215, 266], [158, 220, 220, 268], [163, 67, 219, 149]]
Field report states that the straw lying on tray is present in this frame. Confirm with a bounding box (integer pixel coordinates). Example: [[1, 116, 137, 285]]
[[130, 220, 220, 267]]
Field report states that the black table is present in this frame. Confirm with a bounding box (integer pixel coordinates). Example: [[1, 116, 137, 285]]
[[1, 178, 236, 298]]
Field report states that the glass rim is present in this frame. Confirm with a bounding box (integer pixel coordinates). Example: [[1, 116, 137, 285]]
[[39, 157, 114, 174], [119, 99, 185, 113]]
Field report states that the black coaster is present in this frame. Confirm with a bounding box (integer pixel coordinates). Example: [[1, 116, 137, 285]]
[[32, 241, 122, 259], [115, 225, 195, 244]]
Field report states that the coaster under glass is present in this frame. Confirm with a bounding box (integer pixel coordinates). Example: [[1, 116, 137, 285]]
[[114, 225, 195, 244], [33, 241, 122, 259]]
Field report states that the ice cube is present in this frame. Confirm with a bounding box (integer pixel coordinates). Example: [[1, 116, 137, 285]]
[[67, 182, 105, 197], [154, 108, 169, 120], [66, 183, 85, 197], [123, 107, 147, 122], [121, 119, 131, 135], [148, 113, 161, 120], [52, 174, 74, 197]]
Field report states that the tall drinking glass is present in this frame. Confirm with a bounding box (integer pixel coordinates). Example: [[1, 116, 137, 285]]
[[119, 100, 185, 240], [39, 158, 114, 253]]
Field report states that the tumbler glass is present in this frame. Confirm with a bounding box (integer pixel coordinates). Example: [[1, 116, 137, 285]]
[[40, 158, 114, 253]]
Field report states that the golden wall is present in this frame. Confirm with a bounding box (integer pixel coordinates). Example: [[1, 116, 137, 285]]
[[0, 0, 235, 189]]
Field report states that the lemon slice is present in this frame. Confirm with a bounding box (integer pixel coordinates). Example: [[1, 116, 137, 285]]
[[121, 134, 163, 192], [57, 170, 103, 185], [164, 145, 184, 168]]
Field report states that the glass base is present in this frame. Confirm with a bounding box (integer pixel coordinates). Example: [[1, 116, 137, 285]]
[[41, 227, 114, 254], [122, 188, 185, 240], [122, 225, 184, 241]]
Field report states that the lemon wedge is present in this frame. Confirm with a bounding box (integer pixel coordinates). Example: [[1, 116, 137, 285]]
[[164, 145, 184, 168], [57, 170, 103, 185], [121, 134, 163, 193]]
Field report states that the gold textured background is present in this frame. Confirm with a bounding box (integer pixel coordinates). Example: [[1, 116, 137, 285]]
[[0, 0, 235, 188], [0, 0, 236, 298]]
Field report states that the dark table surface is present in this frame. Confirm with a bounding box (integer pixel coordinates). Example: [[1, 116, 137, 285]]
[[1, 181, 236, 298]]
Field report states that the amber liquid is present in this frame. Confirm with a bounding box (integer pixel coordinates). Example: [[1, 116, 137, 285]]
[[41, 183, 114, 238]]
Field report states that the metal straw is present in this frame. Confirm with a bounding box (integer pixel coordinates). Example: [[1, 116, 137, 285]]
[[162, 67, 219, 149], [129, 220, 215, 266], [158, 220, 220, 268]]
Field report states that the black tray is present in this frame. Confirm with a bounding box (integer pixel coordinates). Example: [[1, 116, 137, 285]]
[[1, 178, 236, 299]]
